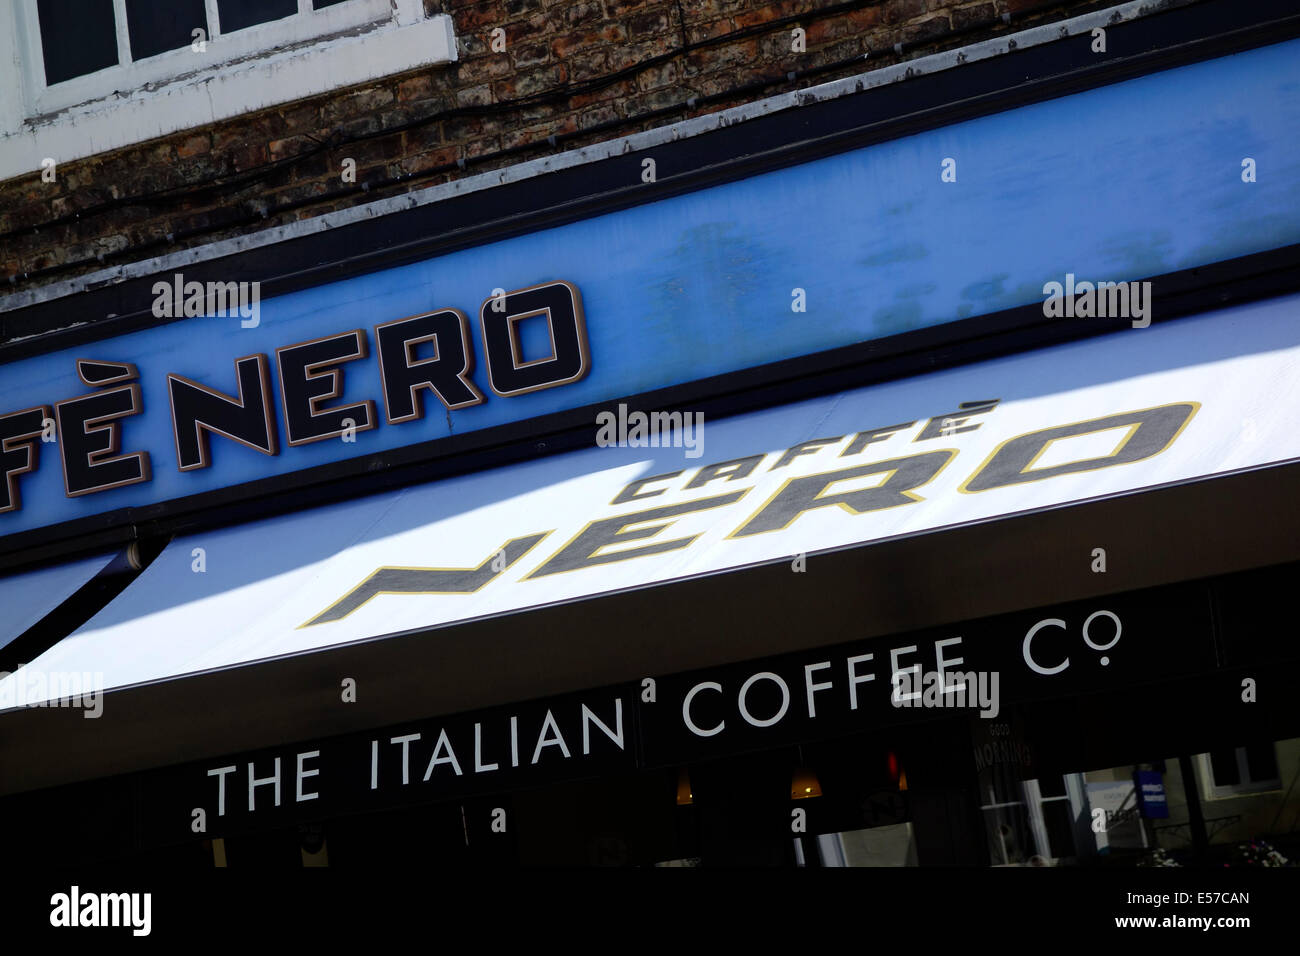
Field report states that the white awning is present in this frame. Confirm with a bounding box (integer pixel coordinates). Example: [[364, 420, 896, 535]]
[[5, 293, 1298, 699], [0, 551, 117, 652]]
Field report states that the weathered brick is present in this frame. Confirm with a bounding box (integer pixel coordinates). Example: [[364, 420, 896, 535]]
[[684, 38, 760, 75], [268, 135, 314, 161], [686, 17, 736, 45], [513, 41, 552, 68], [398, 74, 435, 102], [901, 13, 953, 46], [266, 181, 331, 210], [734, 1, 809, 28], [457, 53, 514, 85], [636, 58, 680, 91], [567, 48, 609, 82], [577, 104, 622, 130], [503, 0, 543, 17], [523, 11, 554, 35], [280, 102, 321, 133], [883, 0, 930, 24], [627, 10, 672, 36], [233, 156, 270, 190], [403, 123, 445, 154], [455, 1, 501, 33], [464, 134, 503, 159], [322, 87, 394, 125], [565, 2, 605, 27], [348, 132, 405, 166], [623, 86, 693, 115], [443, 116, 485, 141], [850, 6, 885, 31], [607, 37, 674, 72], [552, 24, 627, 59], [951, 2, 996, 30], [401, 145, 461, 176], [695, 67, 770, 98], [603, 0, 657, 16], [570, 78, 639, 110], [500, 114, 579, 150], [339, 115, 383, 140], [65, 233, 128, 264], [457, 83, 496, 107], [820, 36, 868, 63], [176, 132, 212, 159], [494, 64, 568, 99], [212, 126, 249, 154]]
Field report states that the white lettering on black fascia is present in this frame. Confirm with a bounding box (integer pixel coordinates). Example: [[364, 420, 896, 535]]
[[205, 697, 625, 818]]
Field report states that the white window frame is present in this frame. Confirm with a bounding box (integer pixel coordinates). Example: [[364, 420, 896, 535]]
[[17, 0, 418, 115], [1199, 746, 1282, 800], [0, 0, 455, 182]]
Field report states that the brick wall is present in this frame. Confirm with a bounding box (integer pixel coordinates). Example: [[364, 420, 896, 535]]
[[0, 0, 1105, 297]]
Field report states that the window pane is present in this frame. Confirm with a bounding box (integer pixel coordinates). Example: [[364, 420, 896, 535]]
[[37, 0, 118, 84], [125, 0, 209, 60], [1041, 798, 1075, 859], [313, 0, 354, 7], [1037, 774, 1066, 799], [1209, 749, 1239, 787], [217, 0, 298, 33], [1244, 742, 1278, 783]]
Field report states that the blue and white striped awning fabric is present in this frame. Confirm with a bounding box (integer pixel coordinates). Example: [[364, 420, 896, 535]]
[[3, 292, 1299, 702], [0, 551, 117, 652]]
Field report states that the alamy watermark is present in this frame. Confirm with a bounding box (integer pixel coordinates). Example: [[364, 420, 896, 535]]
[[1042, 273, 1151, 328], [891, 668, 1000, 719], [595, 403, 704, 458], [152, 272, 260, 328], [50, 886, 151, 936], [0, 668, 104, 718]]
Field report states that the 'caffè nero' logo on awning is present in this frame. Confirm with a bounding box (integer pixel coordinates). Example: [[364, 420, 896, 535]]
[[302, 399, 1198, 627], [0, 280, 588, 511]]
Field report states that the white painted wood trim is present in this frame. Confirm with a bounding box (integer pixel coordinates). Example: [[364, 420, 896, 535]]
[[0, 5, 455, 182]]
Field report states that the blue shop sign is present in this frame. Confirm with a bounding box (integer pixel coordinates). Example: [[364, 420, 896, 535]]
[[1, 38, 1297, 539]]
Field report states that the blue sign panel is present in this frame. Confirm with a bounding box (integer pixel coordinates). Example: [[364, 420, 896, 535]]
[[1, 38, 1298, 537], [1136, 770, 1169, 819]]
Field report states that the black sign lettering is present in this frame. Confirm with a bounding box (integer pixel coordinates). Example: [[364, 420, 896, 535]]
[[303, 532, 551, 627], [840, 423, 914, 457], [961, 402, 1197, 493], [914, 399, 999, 441], [731, 450, 954, 538], [55, 385, 151, 497], [609, 470, 682, 505], [528, 490, 747, 579], [375, 310, 485, 424], [76, 359, 137, 387], [276, 330, 376, 446], [168, 355, 277, 471], [0, 407, 49, 513], [480, 280, 589, 396]]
